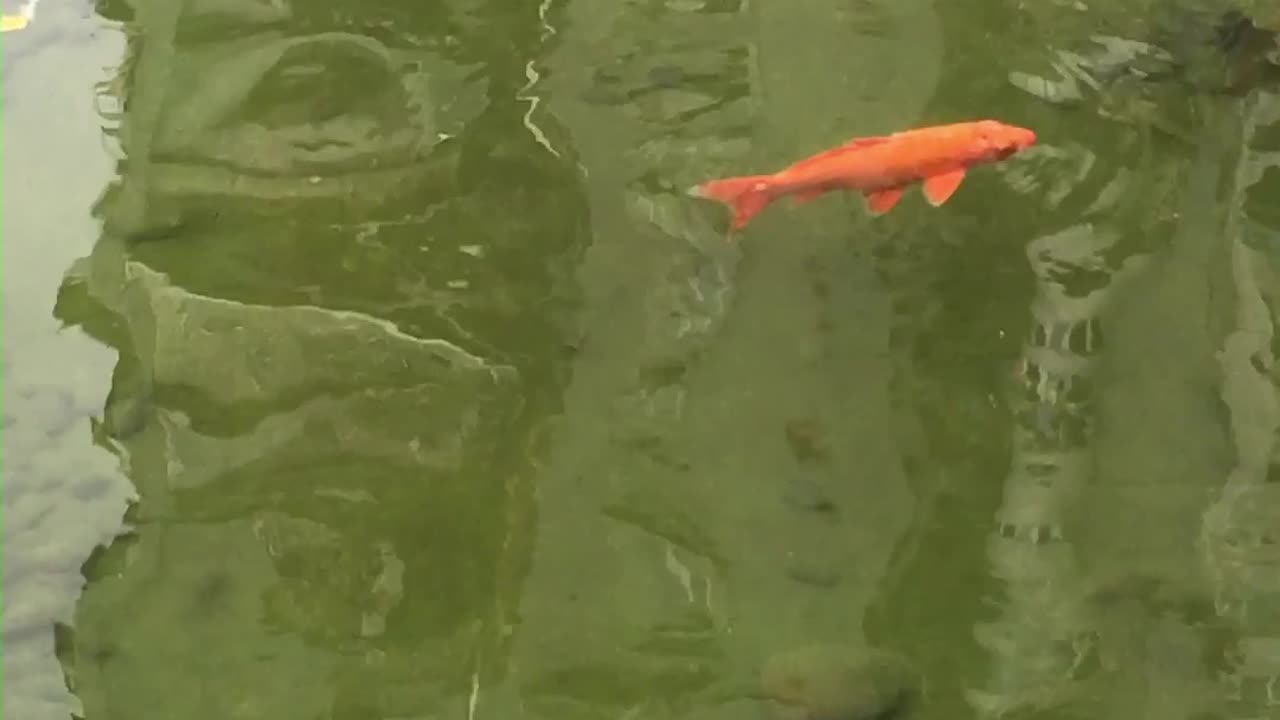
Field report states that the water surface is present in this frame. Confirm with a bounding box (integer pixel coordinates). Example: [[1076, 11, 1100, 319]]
[[4, 1, 1280, 719]]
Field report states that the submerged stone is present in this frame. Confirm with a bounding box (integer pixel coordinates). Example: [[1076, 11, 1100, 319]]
[[761, 645, 922, 720]]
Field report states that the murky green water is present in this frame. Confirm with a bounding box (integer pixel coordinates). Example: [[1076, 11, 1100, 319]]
[[3, 1, 1280, 719]]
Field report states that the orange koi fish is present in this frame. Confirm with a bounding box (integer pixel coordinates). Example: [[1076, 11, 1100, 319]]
[[688, 119, 1036, 231]]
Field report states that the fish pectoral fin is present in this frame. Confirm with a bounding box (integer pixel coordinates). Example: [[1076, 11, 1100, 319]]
[[790, 186, 826, 206], [865, 187, 905, 215], [921, 168, 966, 206]]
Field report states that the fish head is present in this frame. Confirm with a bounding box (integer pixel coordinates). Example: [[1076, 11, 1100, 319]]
[[969, 120, 1037, 162]]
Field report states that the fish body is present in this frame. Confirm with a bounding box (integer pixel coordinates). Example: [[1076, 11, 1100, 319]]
[[689, 119, 1036, 231]]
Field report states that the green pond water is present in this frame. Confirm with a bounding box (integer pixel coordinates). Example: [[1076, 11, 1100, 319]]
[[2, 1, 1279, 719]]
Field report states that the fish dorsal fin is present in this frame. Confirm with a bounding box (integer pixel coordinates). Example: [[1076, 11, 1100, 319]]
[[865, 187, 905, 215], [839, 135, 892, 150], [921, 168, 966, 206], [786, 135, 891, 173]]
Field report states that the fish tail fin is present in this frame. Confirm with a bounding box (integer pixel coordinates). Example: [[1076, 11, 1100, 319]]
[[687, 174, 776, 231]]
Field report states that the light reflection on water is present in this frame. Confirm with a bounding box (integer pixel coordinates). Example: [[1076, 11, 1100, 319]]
[[2, 1, 1279, 719]]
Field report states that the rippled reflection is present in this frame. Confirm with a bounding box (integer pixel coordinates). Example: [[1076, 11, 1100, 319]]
[[498, 2, 941, 718], [55, 0, 584, 717], [968, 3, 1280, 717], [13, 1, 1279, 719]]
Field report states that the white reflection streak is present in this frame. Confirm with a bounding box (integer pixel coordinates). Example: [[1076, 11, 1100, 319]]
[[467, 669, 480, 720], [537, 0, 556, 38], [665, 543, 696, 603], [517, 0, 560, 158], [519, 61, 559, 158]]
